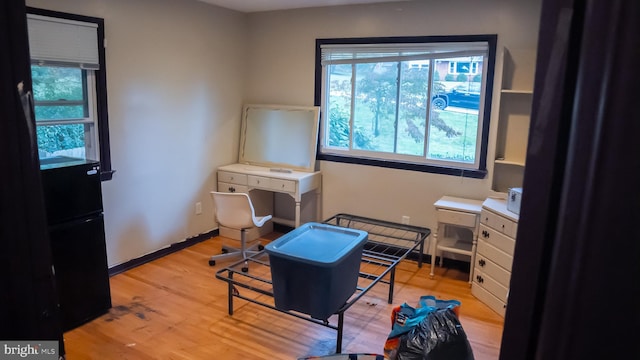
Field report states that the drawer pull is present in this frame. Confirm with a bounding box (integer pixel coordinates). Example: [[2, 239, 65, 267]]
[[479, 259, 486, 267], [228, 186, 236, 193], [482, 230, 490, 238], [476, 275, 484, 283]]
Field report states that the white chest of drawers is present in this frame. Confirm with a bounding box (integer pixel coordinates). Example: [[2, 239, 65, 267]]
[[471, 198, 519, 317]]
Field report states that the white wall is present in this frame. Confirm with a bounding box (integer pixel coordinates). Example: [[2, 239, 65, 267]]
[[27, 0, 247, 266], [25, 0, 541, 267], [244, 0, 541, 232]]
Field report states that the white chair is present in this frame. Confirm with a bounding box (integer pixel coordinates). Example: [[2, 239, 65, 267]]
[[209, 191, 272, 272]]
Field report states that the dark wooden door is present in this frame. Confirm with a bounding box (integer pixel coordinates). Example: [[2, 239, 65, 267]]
[[501, 0, 640, 358], [0, 0, 64, 352]]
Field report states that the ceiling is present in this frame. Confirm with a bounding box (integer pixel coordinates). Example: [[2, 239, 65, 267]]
[[196, 0, 408, 13]]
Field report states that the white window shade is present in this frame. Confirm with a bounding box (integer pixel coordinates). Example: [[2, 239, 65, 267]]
[[321, 42, 488, 65], [27, 14, 100, 70]]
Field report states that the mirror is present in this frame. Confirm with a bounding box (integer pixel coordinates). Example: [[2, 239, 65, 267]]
[[239, 104, 320, 172]]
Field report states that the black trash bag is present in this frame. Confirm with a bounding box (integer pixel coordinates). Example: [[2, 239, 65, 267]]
[[395, 308, 474, 360]]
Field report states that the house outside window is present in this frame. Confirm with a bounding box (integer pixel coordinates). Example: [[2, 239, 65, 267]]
[[315, 35, 497, 178], [448, 61, 480, 75]]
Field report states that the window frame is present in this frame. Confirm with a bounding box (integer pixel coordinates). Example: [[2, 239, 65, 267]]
[[27, 7, 114, 181], [314, 35, 497, 179]]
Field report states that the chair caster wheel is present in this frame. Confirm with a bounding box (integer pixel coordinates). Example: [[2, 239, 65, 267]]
[[209, 260, 216, 266], [241, 267, 249, 273], [258, 244, 264, 251]]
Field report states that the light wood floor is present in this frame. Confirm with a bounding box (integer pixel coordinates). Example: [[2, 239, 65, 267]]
[[63, 234, 504, 359]]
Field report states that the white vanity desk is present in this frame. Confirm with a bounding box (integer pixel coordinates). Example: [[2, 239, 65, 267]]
[[217, 104, 322, 240], [217, 163, 322, 228]]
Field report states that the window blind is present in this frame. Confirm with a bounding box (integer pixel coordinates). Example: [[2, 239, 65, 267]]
[[320, 42, 489, 65], [27, 14, 100, 70]]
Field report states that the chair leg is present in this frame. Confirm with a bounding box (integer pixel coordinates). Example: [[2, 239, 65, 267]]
[[209, 229, 260, 268]]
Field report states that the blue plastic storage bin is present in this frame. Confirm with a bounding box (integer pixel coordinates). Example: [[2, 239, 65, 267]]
[[265, 222, 368, 320]]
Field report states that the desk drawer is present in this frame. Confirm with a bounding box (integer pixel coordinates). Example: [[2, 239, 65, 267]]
[[217, 182, 249, 194], [480, 209, 516, 237], [479, 223, 515, 255], [271, 178, 296, 192], [437, 209, 478, 228], [218, 171, 248, 185], [248, 175, 270, 188], [248, 175, 296, 193]]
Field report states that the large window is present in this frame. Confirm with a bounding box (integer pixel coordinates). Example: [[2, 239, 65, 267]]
[[27, 8, 113, 180], [315, 36, 497, 178]]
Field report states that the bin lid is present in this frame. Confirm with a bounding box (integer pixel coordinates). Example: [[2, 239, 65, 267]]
[[265, 222, 368, 265]]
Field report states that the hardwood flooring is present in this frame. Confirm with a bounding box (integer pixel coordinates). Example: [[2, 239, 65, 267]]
[[63, 234, 504, 359]]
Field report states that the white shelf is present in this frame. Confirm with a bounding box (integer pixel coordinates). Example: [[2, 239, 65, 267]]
[[494, 159, 525, 167], [501, 89, 533, 95], [436, 237, 473, 256]]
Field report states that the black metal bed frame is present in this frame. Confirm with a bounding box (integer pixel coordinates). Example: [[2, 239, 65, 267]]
[[214, 213, 430, 353]]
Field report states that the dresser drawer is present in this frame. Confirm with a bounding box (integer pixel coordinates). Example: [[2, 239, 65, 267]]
[[477, 238, 513, 272], [218, 171, 248, 185], [471, 282, 506, 317], [217, 182, 249, 194], [475, 254, 511, 288], [481, 209, 516, 237], [473, 267, 509, 302], [479, 223, 516, 255], [437, 208, 478, 228]]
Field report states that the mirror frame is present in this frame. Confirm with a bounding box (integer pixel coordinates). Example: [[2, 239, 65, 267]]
[[238, 104, 320, 172]]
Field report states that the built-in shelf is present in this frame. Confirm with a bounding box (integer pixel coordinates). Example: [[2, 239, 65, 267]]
[[500, 89, 534, 95], [493, 47, 536, 193], [494, 159, 525, 166]]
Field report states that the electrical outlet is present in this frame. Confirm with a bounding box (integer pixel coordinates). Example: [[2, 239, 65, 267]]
[[195, 202, 202, 215], [401, 215, 410, 224]]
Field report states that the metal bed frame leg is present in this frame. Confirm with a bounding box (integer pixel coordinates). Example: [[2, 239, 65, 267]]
[[417, 233, 424, 268], [388, 267, 396, 304], [336, 312, 344, 354], [228, 273, 234, 315]]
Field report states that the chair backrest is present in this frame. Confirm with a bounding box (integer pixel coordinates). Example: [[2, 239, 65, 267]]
[[210, 191, 258, 230]]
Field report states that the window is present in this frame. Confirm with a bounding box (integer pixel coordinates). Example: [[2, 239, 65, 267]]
[[27, 8, 113, 180], [314, 36, 497, 178], [32, 65, 98, 160]]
